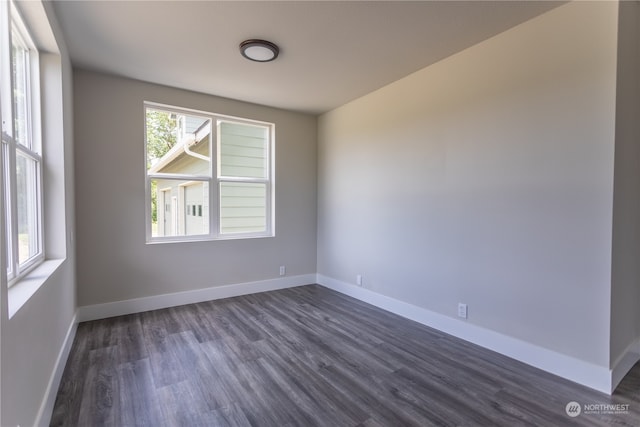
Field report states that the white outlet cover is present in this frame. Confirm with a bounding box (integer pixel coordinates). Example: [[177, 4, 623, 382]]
[[458, 303, 468, 319]]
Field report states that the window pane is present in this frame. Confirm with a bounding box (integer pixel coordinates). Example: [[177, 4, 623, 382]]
[[16, 151, 39, 264], [219, 122, 267, 179], [150, 178, 209, 238], [146, 108, 210, 174], [220, 182, 266, 234], [12, 29, 29, 148]]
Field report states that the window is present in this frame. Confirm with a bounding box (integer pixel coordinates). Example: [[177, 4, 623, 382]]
[[145, 103, 273, 242], [1, 1, 43, 284]]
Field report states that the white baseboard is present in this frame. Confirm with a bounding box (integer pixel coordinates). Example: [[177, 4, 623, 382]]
[[56, 273, 637, 403], [611, 338, 640, 392], [35, 312, 78, 427], [78, 274, 316, 322], [317, 274, 616, 395]]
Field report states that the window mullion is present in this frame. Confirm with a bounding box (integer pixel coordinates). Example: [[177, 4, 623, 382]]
[[34, 150, 43, 266], [15, 143, 40, 162], [148, 172, 210, 182], [219, 176, 268, 184], [210, 117, 218, 238]]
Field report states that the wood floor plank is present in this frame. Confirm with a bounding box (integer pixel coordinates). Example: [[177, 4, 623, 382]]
[[208, 403, 253, 427], [49, 323, 91, 427], [156, 379, 212, 427], [230, 358, 294, 426], [172, 331, 237, 412], [115, 316, 148, 363], [255, 338, 371, 425], [314, 363, 422, 427], [51, 285, 640, 427], [117, 358, 162, 427], [76, 346, 120, 426]]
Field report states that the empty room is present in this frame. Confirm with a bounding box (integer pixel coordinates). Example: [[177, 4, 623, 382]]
[[1, 0, 640, 426]]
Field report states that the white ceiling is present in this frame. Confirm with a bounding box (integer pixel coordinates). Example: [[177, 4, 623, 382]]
[[51, 1, 563, 115]]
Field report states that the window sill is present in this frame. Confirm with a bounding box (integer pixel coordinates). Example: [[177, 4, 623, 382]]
[[146, 233, 274, 245], [8, 258, 65, 319]]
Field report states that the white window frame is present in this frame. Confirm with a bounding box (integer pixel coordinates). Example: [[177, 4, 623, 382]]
[[144, 102, 274, 243], [1, 1, 44, 286]]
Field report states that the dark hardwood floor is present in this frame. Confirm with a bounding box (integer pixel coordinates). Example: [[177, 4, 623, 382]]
[[51, 284, 640, 426]]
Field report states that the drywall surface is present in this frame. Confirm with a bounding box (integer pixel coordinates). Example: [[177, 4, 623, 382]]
[[318, 1, 617, 367], [610, 0, 640, 368], [74, 71, 317, 306]]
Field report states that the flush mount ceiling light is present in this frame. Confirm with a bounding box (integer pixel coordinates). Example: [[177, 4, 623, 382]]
[[239, 39, 279, 62]]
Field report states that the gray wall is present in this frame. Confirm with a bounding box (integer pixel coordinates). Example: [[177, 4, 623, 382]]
[[610, 0, 640, 367], [74, 71, 317, 306], [1, 2, 76, 426], [317, 1, 618, 367]]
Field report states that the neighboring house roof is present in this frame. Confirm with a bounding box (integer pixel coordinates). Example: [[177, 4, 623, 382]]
[[148, 120, 211, 174]]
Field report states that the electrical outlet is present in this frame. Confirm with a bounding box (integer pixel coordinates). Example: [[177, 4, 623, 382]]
[[356, 274, 363, 286], [279, 266, 286, 276], [458, 303, 468, 319]]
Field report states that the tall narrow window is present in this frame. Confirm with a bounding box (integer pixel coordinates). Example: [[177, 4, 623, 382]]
[[1, 1, 43, 283], [145, 103, 273, 242]]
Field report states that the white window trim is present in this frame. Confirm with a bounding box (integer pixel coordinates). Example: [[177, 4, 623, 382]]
[[144, 102, 275, 244], [2, 0, 44, 287]]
